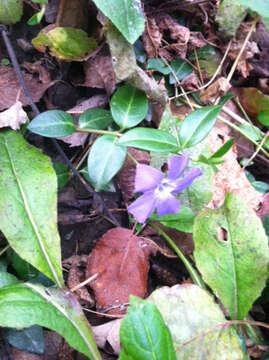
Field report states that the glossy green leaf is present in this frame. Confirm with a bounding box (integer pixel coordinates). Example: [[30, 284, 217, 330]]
[[53, 162, 70, 189], [111, 85, 148, 129], [0, 283, 101, 360], [148, 285, 244, 360], [4, 325, 44, 355], [210, 138, 234, 159], [179, 106, 222, 148], [193, 193, 269, 319], [0, 0, 23, 24], [169, 59, 192, 84], [78, 109, 114, 130], [0, 271, 18, 289], [118, 128, 179, 152], [119, 296, 176, 360], [237, 123, 263, 141], [92, 0, 145, 44], [147, 59, 171, 75], [8, 250, 38, 281], [0, 130, 64, 286], [32, 27, 97, 61], [236, 0, 269, 17], [258, 110, 269, 127], [150, 206, 195, 233], [88, 135, 127, 191], [28, 110, 75, 138]]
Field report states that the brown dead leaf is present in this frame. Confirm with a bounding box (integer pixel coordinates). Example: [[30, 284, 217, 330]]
[[180, 72, 199, 91], [0, 66, 52, 111], [188, 32, 207, 51], [200, 77, 231, 104], [23, 60, 51, 84], [143, 17, 162, 58], [92, 319, 122, 355], [117, 148, 150, 202], [234, 87, 269, 118], [0, 101, 27, 130], [86, 227, 157, 315], [11, 347, 42, 360], [56, 0, 88, 31]]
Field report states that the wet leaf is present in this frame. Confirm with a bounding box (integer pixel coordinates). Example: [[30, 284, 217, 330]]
[[0, 0, 23, 24], [0, 283, 101, 360], [194, 193, 269, 319], [0, 130, 64, 286], [119, 297, 176, 360], [111, 85, 148, 129], [92, 0, 145, 44], [87, 228, 156, 315], [148, 284, 245, 359], [88, 135, 127, 191]]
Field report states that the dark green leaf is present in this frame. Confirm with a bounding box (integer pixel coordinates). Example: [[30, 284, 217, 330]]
[[119, 296, 176, 360], [257, 110, 269, 127], [262, 214, 269, 238], [251, 181, 269, 194], [118, 128, 179, 152], [193, 193, 269, 319], [169, 59, 192, 84], [210, 138, 234, 159], [53, 162, 70, 189], [28, 110, 75, 138], [78, 109, 114, 130], [8, 250, 38, 281], [150, 206, 195, 233], [179, 106, 222, 148], [88, 135, 127, 191], [0, 283, 101, 360], [4, 325, 44, 355], [147, 59, 171, 75], [111, 85, 148, 129], [217, 92, 236, 106], [134, 39, 147, 63]]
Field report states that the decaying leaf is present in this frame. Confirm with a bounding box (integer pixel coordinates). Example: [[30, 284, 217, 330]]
[[86, 227, 157, 315], [142, 17, 162, 58], [92, 319, 122, 355], [0, 101, 27, 130], [235, 87, 269, 118], [200, 77, 231, 104]]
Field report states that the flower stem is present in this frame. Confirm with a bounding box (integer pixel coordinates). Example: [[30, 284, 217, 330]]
[[149, 222, 206, 289]]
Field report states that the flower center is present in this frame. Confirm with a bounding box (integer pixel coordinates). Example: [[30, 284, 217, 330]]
[[154, 179, 175, 199]]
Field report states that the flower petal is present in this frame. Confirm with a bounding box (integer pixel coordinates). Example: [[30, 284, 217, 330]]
[[167, 154, 189, 180], [156, 194, 180, 217], [128, 191, 156, 223], [172, 168, 202, 194], [134, 164, 163, 193]]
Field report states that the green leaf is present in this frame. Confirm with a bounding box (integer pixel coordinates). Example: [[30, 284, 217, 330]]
[[216, 0, 248, 37], [27, 4, 46, 25], [210, 138, 234, 159], [0, 271, 19, 288], [251, 181, 269, 194], [32, 27, 97, 61], [8, 250, 38, 281], [148, 285, 245, 360], [150, 206, 195, 233], [4, 325, 44, 355], [263, 214, 269, 238], [28, 110, 75, 138], [258, 110, 269, 127], [78, 109, 114, 130], [119, 296, 176, 360], [237, 123, 263, 142], [53, 162, 70, 189], [169, 59, 192, 84], [0, 283, 101, 360], [0, 0, 23, 24], [92, 0, 145, 44], [0, 130, 64, 286], [179, 106, 222, 148], [111, 85, 148, 129], [88, 135, 127, 191], [147, 59, 171, 75], [118, 128, 179, 152], [193, 193, 269, 319], [236, 0, 269, 17]]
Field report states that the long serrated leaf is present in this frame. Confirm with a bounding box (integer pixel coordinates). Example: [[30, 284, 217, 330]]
[[111, 85, 148, 129], [88, 135, 127, 191], [0, 283, 101, 360], [179, 106, 222, 148], [193, 193, 269, 319], [0, 130, 63, 286], [92, 0, 145, 44], [28, 110, 75, 138], [119, 296, 176, 360], [118, 128, 179, 152]]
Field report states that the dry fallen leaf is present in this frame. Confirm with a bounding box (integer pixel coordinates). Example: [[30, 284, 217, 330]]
[[86, 227, 157, 315], [0, 101, 27, 130], [92, 319, 122, 355], [200, 77, 231, 104]]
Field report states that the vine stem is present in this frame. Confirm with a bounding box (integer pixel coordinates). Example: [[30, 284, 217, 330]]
[[76, 128, 122, 137], [149, 222, 206, 289]]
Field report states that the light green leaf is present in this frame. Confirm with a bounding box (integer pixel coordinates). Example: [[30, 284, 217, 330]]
[[0, 283, 101, 360], [28, 110, 75, 138], [150, 206, 195, 233], [257, 110, 269, 127], [180, 106, 222, 148], [193, 193, 269, 319], [236, 0, 269, 17], [118, 128, 179, 152], [78, 109, 114, 130], [111, 85, 148, 129], [119, 296, 176, 360], [237, 123, 262, 142], [216, 0, 248, 37], [32, 27, 97, 61], [148, 285, 245, 360], [92, 0, 145, 44], [0, 130, 64, 286], [88, 135, 127, 191], [169, 59, 192, 84], [0, 0, 23, 24], [0, 271, 19, 289], [27, 4, 46, 25]]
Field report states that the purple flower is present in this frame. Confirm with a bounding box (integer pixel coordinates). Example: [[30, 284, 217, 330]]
[[127, 154, 202, 223]]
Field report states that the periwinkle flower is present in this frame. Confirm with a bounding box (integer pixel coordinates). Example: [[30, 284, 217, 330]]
[[128, 154, 202, 223]]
